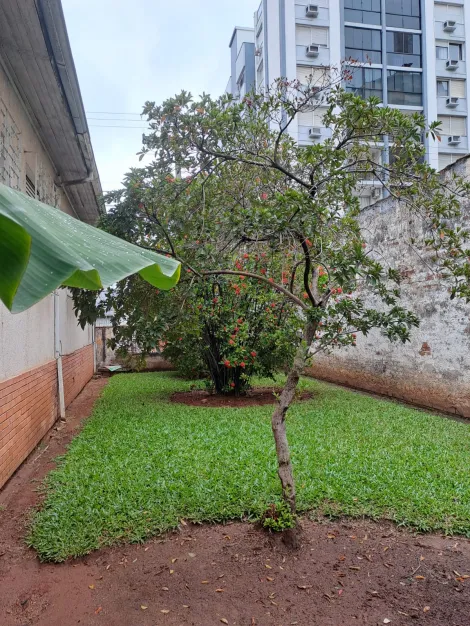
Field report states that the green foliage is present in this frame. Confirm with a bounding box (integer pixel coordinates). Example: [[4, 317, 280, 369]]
[[74, 70, 469, 387], [28, 372, 470, 561], [261, 502, 297, 532]]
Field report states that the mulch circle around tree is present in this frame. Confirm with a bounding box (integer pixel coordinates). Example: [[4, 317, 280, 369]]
[[170, 387, 314, 407]]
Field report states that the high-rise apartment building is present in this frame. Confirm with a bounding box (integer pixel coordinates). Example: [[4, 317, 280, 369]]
[[226, 1, 470, 174]]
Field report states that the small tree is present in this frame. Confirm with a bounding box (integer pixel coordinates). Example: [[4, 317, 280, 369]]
[[77, 68, 470, 545]]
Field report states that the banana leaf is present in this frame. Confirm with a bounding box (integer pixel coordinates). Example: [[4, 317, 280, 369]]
[[0, 183, 180, 313]]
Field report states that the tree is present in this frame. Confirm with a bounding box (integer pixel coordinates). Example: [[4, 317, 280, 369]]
[[76, 67, 470, 546]]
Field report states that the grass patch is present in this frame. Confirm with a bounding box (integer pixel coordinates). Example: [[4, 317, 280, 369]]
[[29, 372, 470, 561]]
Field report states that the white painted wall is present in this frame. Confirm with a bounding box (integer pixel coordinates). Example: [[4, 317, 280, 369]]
[[0, 59, 93, 382]]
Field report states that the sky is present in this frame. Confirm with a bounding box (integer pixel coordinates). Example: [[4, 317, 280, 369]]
[[62, 0, 257, 193]]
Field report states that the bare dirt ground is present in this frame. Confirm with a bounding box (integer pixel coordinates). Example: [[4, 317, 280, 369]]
[[0, 377, 469, 626], [171, 388, 313, 407]]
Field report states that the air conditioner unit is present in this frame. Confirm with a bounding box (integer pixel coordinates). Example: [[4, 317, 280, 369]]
[[308, 126, 322, 139], [306, 44, 320, 58], [254, 47, 262, 56], [448, 135, 461, 145], [371, 188, 381, 199], [446, 96, 459, 108], [306, 4, 319, 18], [443, 20, 457, 32], [446, 59, 459, 70]]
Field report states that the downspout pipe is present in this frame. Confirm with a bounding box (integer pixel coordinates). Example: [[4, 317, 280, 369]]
[[54, 291, 66, 419]]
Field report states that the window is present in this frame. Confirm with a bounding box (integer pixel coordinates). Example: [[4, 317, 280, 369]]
[[25, 175, 36, 198], [436, 45, 448, 60], [437, 115, 466, 136], [387, 70, 422, 105], [346, 67, 382, 100], [449, 43, 463, 61], [237, 68, 245, 90], [345, 27, 382, 63], [437, 80, 449, 96], [344, 0, 381, 26], [387, 32, 421, 67], [296, 25, 329, 47], [437, 79, 466, 98], [385, 0, 420, 30]]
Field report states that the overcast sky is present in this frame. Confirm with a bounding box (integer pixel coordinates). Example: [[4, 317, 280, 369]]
[[62, 0, 256, 192]]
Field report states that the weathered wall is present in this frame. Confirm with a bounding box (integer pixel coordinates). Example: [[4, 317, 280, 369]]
[[0, 57, 95, 488], [308, 158, 470, 418]]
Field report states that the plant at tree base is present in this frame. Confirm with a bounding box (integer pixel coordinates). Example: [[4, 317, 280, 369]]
[[74, 66, 470, 546]]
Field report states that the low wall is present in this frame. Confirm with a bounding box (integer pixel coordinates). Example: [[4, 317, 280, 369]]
[[0, 344, 94, 489]]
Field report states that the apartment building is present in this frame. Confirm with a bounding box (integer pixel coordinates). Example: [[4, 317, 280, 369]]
[[0, 1, 102, 488], [227, 1, 470, 173]]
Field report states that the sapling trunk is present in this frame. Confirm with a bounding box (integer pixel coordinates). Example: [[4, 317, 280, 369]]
[[270, 321, 316, 548]]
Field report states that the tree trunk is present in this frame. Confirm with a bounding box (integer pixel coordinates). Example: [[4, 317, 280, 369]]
[[270, 321, 316, 548]]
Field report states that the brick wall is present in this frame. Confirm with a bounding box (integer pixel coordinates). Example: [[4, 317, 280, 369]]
[[62, 344, 94, 408], [0, 361, 57, 488], [0, 344, 94, 489]]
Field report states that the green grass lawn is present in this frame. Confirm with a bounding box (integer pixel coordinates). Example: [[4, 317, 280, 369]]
[[29, 372, 470, 561]]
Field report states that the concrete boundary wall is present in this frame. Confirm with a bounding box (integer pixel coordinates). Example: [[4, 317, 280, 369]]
[[307, 157, 470, 418]]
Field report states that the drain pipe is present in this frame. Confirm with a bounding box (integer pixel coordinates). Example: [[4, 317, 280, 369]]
[[54, 291, 66, 418]]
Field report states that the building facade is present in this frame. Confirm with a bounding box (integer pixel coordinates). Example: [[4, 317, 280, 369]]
[[227, 1, 470, 175], [0, 1, 102, 489]]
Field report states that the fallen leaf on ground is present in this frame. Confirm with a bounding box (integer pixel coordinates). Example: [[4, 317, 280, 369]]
[[95, 607, 102, 615], [220, 619, 229, 624], [349, 566, 361, 571], [327, 534, 336, 539], [88, 585, 95, 589], [188, 552, 196, 557], [162, 586, 169, 591], [183, 604, 189, 608], [171, 558, 178, 563], [266, 577, 274, 582], [216, 588, 224, 592], [383, 620, 391, 624], [161, 609, 170, 614], [140, 605, 148, 610], [415, 575, 425, 580], [265, 564, 272, 569], [169, 569, 174, 574], [297, 585, 312, 590], [423, 606, 430, 613], [201, 580, 209, 584]]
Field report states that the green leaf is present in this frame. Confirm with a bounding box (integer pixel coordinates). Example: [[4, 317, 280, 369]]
[[0, 184, 181, 313]]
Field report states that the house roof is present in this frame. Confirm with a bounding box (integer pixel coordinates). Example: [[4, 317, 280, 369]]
[[0, 0, 102, 223]]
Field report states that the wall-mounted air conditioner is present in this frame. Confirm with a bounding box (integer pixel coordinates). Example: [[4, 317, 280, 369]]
[[446, 59, 459, 70], [443, 20, 457, 32], [448, 135, 461, 145], [306, 5, 319, 18], [255, 47, 262, 56], [306, 44, 320, 58], [308, 126, 322, 139], [446, 97, 459, 108]]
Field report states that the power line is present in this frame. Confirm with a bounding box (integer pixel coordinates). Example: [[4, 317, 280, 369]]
[[88, 124, 149, 129], [86, 110, 142, 115], [87, 117, 144, 121]]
